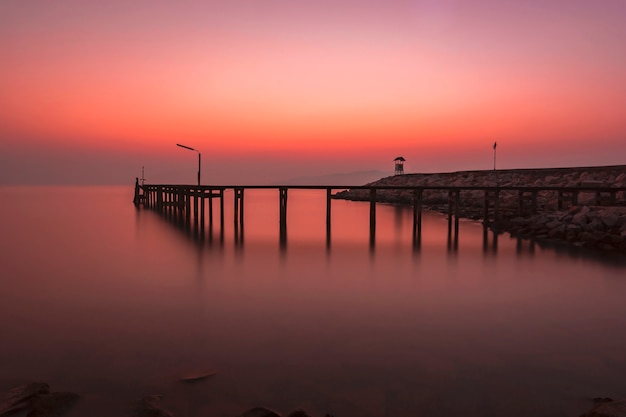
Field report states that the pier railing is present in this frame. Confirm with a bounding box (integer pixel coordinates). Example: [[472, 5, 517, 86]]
[[133, 181, 626, 248]]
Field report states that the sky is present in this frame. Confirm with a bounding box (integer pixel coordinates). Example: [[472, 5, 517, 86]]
[[1, 0, 625, 185]]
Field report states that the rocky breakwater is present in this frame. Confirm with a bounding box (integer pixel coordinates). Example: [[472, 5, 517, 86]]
[[334, 165, 626, 254]]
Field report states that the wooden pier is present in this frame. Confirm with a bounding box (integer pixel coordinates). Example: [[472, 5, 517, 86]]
[[133, 180, 626, 249]]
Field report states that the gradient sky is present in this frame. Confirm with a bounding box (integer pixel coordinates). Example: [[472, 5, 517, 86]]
[[1, 0, 625, 184]]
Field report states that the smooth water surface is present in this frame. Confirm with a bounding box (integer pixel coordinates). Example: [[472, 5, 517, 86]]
[[1, 186, 625, 417]]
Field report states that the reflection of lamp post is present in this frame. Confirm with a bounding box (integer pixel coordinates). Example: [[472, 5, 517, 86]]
[[176, 143, 201, 185]]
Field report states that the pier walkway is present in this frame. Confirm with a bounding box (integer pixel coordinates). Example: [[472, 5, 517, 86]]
[[133, 179, 626, 249]]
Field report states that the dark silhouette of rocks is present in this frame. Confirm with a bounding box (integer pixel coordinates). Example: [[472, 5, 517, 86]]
[[581, 398, 626, 417], [0, 383, 78, 417], [0, 383, 50, 416], [27, 392, 79, 417], [335, 165, 626, 253], [132, 395, 174, 417], [238, 407, 282, 417]]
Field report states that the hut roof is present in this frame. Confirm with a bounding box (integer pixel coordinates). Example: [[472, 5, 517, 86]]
[[394, 156, 406, 161]]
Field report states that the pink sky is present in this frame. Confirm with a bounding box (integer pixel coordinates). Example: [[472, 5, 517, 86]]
[[1, 0, 625, 184]]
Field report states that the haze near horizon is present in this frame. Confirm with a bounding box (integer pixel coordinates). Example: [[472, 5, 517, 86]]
[[1, 0, 625, 185]]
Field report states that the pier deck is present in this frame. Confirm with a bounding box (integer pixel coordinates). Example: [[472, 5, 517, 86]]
[[133, 181, 626, 249]]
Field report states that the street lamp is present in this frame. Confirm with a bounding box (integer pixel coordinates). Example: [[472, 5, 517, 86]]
[[176, 143, 201, 185]]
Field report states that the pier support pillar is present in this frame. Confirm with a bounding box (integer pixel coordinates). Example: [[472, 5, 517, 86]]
[[234, 187, 244, 244], [200, 190, 205, 236], [178, 188, 185, 223], [193, 190, 199, 231], [220, 189, 225, 244], [369, 188, 377, 248], [279, 187, 288, 248], [153, 188, 157, 209], [447, 190, 459, 249], [454, 190, 460, 248], [412, 188, 422, 248], [326, 188, 332, 248], [185, 189, 192, 225]]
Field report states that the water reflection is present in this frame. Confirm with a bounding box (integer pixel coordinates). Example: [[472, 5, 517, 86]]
[[138, 190, 622, 268], [482, 227, 497, 254], [2, 187, 626, 417]]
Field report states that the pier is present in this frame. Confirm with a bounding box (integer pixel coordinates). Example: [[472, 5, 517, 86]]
[[133, 179, 626, 249]]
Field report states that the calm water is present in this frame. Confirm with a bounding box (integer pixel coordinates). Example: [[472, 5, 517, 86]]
[[1, 186, 625, 417]]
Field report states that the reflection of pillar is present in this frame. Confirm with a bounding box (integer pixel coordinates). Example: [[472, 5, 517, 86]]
[[493, 231, 498, 252], [483, 227, 489, 252], [326, 188, 332, 247], [369, 188, 376, 248], [447, 190, 453, 242], [412, 188, 422, 248], [454, 190, 460, 246], [482, 228, 498, 253], [279, 187, 288, 248]]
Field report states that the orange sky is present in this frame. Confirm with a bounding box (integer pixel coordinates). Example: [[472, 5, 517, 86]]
[[1, 0, 625, 184]]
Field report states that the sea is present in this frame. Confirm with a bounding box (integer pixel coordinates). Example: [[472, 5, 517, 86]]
[[1, 185, 625, 417]]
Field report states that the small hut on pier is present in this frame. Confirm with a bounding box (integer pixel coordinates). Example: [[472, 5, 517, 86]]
[[394, 157, 405, 175]]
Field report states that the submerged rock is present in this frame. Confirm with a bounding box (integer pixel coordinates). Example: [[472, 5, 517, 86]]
[[27, 392, 80, 417], [287, 411, 312, 417], [132, 395, 174, 417], [0, 383, 50, 416], [581, 398, 626, 417], [180, 371, 217, 384], [1, 384, 79, 417], [239, 407, 282, 417]]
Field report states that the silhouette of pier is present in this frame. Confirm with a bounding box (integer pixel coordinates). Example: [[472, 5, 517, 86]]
[[133, 179, 626, 249]]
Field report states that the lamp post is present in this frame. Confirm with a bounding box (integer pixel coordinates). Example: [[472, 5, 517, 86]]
[[176, 143, 201, 186], [493, 141, 497, 171]]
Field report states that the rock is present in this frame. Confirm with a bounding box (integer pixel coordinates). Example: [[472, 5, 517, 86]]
[[578, 232, 596, 242], [133, 395, 174, 417], [239, 407, 282, 417], [567, 224, 582, 233], [27, 392, 79, 417], [593, 398, 615, 403], [548, 225, 566, 238], [287, 411, 312, 417], [335, 166, 626, 254], [581, 398, 626, 416], [545, 220, 562, 229], [599, 212, 620, 228], [0, 383, 50, 416], [572, 207, 591, 224], [180, 372, 216, 383], [581, 180, 605, 187]]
